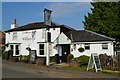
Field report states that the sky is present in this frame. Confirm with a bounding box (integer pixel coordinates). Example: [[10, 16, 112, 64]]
[[2, 2, 92, 32]]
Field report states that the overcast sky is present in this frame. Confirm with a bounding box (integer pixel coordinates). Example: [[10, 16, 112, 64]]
[[2, 2, 92, 31]]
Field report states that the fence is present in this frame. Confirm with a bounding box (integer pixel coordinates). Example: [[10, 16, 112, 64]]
[[99, 54, 120, 71]]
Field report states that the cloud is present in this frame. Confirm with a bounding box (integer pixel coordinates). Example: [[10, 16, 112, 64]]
[[46, 2, 91, 18]]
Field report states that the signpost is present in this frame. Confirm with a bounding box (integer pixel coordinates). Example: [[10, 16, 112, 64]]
[[44, 8, 52, 66], [87, 53, 102, 72]]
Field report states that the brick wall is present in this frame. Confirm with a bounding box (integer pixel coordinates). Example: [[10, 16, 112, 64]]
[[0, 30, 5, 46]]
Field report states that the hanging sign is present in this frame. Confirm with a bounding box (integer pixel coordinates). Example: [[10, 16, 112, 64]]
[[44, 8, 52, 26], [87, 53, 102, 72]]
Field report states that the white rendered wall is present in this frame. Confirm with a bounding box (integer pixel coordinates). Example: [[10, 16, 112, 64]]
[[54, 32, 71, 44], [71, 41, 114, 58], [5, 28, 60, 56], [49, 28, 60, 42], [5, 28, 114, 57]]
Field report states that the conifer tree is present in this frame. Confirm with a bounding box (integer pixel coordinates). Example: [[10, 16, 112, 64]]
[[83, 2, 120, 42]]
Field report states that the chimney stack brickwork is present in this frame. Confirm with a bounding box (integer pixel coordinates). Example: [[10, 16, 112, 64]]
[[11, 19, 18, 29], [14, 19, 16, 24]]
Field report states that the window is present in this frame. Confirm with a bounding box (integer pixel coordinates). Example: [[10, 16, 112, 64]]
[[47, 32, 51, 42], [102, 43, 108, 49], [13, 32, 17, 40], [15, 45, 20, 55], [85, 44, 90, 50], [10, 44, 20, 56], [39, 44, 44, 55]]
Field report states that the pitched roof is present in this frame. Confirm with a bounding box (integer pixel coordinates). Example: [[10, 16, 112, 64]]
[[4, 22, 55, 32], [4, 21, 114, 42], [65, 30, 115, 42], [4, 22, 75, 33]]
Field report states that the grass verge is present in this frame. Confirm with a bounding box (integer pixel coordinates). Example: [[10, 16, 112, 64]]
[[63, 66, 120, 75], [63, 66, 87, 71], [102, 70, 120, 74]]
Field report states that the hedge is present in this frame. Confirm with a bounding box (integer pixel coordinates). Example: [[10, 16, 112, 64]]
[[77, 55, 89, 66]]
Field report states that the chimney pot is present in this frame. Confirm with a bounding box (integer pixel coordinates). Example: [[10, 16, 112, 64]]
[[14, 19, 16, 24]]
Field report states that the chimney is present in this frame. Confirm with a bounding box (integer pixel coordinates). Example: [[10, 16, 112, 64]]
[[14, 19, 16, 24], [11, 19, 18, 29]]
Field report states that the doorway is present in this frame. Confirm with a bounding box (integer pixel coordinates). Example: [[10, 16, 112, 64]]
[[61, 44, 70, 62]]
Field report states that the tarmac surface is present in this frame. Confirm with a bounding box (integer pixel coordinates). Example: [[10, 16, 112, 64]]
[[2, 60, 119, 79]]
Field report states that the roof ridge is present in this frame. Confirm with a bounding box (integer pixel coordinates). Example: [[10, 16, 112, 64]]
[[61, 25, 76, 30], [85, 30, 115, 41], [76, 30, 85, 31]]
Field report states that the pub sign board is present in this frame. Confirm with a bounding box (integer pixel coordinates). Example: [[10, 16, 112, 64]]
[[87, 53, 102, 72], [29, 50, 36, 64]]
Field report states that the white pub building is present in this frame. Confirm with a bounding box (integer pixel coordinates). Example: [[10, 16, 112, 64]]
[[5, 9, 115, 64]]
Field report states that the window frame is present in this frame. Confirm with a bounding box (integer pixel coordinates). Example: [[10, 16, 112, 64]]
[[84, 43, 90, 50], [102, 43, 108, 49], [15, 45, 20, 55], [13, 32, 17, 40], [9, 44, 20, 56], [39, 44, 45, 55]]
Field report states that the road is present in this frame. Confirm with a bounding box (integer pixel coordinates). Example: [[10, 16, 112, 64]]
[[2, 60, 119, 79], [2, 60, 66, 78]]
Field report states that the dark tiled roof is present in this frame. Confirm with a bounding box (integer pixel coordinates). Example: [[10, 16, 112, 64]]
[[4, 22, 75, 33], [4, 22, 114, 42], [65, 30, 115, 42]]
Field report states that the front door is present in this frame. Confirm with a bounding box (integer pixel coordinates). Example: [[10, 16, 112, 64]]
[[61, 44, 70, 62]]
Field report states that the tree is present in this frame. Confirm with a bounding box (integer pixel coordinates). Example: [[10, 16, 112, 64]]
[[83, 2, 120, 42]]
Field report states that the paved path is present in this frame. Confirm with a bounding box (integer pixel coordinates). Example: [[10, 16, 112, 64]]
[[2, 60, 119, 78]]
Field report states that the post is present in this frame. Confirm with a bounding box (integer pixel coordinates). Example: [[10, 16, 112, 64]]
[[44, 8, 52, 66], [46, 31, 50, 66]]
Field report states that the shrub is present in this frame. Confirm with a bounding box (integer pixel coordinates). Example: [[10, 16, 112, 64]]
[[78, 47, 85, 52], [2, 51, 8, 60], [114, 46, 120, 51], [67, 54, 74, 66], [0, 46, 5, 52], [77, 55, 89, 66], [50, 56, 56, 62], [67, 54, 74, 59]]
